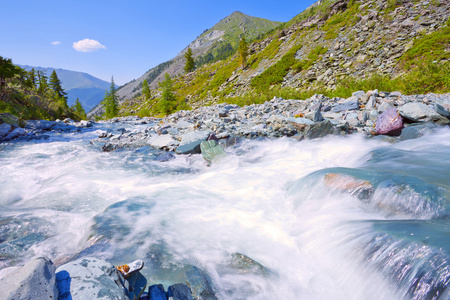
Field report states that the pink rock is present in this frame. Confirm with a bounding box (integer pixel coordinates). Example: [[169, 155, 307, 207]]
[[375, 108, 403, 136]]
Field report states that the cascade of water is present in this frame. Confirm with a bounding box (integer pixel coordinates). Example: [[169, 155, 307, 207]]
[[0, 123, 449, 299]]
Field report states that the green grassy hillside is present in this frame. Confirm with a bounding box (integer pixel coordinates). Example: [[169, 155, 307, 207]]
[[120, 0, 450, 118]]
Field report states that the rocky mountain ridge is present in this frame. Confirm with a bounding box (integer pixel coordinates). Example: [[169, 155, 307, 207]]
[[88, 11, 282, 117]]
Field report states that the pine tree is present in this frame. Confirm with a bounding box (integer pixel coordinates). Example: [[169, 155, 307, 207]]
[[238, 37, 248, 69], [37, 71, 48, 94], [103, 76, 118, 119], [184, 48, 195, 73], [73, 98, 87, 120], [142, 79, 151, 100], [49, 70, 67, 99], [159, 73, 176, 114], [0, 56, 19, 90]]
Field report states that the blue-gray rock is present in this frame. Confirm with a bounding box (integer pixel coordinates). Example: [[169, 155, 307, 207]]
[[218, 108, 228, 118], [185, 266, 217, 300], [125, 272, 147, 300], [399, 123, 437, 141], [79, 120, 93, 127], [305, 120, 336, 139], [151, 135, 177, 150], [332, 100, 359, 113], [149, 284, 167, 300], [435, 98, 450, 118], [56, 257, 127, 300], [174, 120, 192, 129], [4, 127, 27, 141], [366, 95, 376, 109], [176, 131, 210, 154], [25, 120, 57, 130], [286, 117, 314, 126], [0, 257, 58, 300], [377, 101, 394, 113], [155, 152, 176, 162], [313, 102, 324, 122], [0, 123, 13, 139], [167, 283, 193, 300], [389, 91, 402, 98], [399, 102, 449, 124], [352, 91, 365, 100]]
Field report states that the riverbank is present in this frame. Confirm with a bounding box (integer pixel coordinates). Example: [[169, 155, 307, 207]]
[[2, 90, 450, 150]]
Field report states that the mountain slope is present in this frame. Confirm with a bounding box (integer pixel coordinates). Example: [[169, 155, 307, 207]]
[[125, 0, 449, 115], [20, 66, 113, 112], [88, 11, 282, 118]]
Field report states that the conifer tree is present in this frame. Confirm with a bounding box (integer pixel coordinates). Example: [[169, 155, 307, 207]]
[[37, 71, 48, 94], [142, 79, 151, 100], [238, 37, 248, 69], [29, 68, 36, 88], [49, 70, 67, 99], [159, 73, 176, 114], [0, 56, 19, 90], [73, 98, 86, 119], [184, 48, 195, 73], [103, 76, 118, 119]]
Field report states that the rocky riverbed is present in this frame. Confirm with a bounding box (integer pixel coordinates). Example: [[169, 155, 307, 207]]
[[92, 90, 450, 155], [2, 90, 450, 152]]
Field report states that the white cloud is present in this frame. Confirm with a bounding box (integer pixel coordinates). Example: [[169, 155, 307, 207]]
[[51, 41, 62, 45], [72, 39, 107, 52]]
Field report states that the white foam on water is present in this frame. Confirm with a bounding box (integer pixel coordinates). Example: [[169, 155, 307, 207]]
[[1, 125, 450, 299]]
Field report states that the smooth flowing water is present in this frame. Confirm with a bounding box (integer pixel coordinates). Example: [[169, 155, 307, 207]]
[[1, 121, 450, 299]]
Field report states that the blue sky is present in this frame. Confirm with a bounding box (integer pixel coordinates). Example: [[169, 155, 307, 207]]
[[1, 0, 316, 85]]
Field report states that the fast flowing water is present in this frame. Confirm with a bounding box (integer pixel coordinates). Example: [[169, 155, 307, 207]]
[[1, 121, 450, 299]]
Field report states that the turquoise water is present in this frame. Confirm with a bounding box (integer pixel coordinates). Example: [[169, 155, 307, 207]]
[[0, 122, 449, 299]]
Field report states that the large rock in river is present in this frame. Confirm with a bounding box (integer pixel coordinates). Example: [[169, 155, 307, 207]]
[[0, 256, 58, 300], [176, 130, 210, 154], [56, 257, 127, 300], [185, 266, 217, 300]]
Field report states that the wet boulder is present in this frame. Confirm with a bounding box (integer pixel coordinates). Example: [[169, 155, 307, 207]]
[[200, 140, 226, 164], [304, 120, 337, 139], [56, 257, 127, 300], [25, 120, 56, 131], [184, 266, 217, 300], [0, 256, 58, 300], [230, 253, 269, 276], [149, 284, 167, 300], [4, 127, 27, 141], [167, 283, 193, 300], [176, 131, 210, 154], [375, 108, 403, 136], [0, 123, 13, 139]]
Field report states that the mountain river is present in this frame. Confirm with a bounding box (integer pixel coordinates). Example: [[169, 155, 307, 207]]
[[1, 120, 449, 299]]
